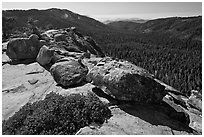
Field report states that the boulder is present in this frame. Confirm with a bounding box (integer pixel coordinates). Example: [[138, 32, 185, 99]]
[[36, 45, 55, 66], [187, 90, 202, 111], [6, 34, 42, 60], [87, 57, 166, 103], [50, 58, 88, 87]]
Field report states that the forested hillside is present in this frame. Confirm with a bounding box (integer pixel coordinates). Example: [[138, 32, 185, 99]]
[[91, 28, 201, 95], [2, 8, 112, 37], [2, 9, 202, 95], [108, 16, 202, 41]]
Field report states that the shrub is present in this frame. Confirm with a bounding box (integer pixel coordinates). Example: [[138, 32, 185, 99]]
[[2, 92, 111, 135]]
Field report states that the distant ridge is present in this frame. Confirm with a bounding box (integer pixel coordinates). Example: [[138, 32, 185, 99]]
[[107, 16, 202, 41], [2, 8, 111, 34], [103, 18, 148, 24]]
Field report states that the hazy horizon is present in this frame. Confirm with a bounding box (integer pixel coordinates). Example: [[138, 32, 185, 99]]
[[2, 2, 202, 22]]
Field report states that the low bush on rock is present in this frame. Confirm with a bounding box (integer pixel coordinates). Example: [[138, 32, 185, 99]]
[[2, 92, 111, 135]]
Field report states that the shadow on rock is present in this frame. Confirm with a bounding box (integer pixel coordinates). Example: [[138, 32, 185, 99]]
[[82, 86, 200, 134], [86, 87, 195, 134], [118, 102, 195, 134], [7, 59, 36, 65], [40, 63, 52, 71], [92, 87, 119, 105], [56, 80, 88, 89]]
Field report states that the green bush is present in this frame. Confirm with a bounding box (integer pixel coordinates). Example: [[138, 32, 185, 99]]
[[2, 92, 111, 135]]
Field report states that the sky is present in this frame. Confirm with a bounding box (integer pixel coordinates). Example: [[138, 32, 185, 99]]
[[2, 2, 202, 21]]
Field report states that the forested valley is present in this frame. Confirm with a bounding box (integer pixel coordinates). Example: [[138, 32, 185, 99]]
[[90, 30, 201, 95]]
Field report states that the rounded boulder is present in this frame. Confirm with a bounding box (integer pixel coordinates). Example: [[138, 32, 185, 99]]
[[6, 34, 42, 60], [50, 58, 88, 87], [36, 45, 55, 66]]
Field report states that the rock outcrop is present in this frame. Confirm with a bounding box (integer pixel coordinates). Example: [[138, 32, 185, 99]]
[[6, 34, 43, 60], [87, 57, 166, 103], [40, 28, 105, 57], [2, 27, 202, 135]]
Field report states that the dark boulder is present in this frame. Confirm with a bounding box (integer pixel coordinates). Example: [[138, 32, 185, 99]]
[[50, 58, 88, 87], [6, 34, 42, 60]]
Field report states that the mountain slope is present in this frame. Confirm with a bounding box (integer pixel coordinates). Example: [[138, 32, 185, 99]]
[[2, 8, 111, 34], [107, 16, 202, 41], [107, 21, 141, 31]]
